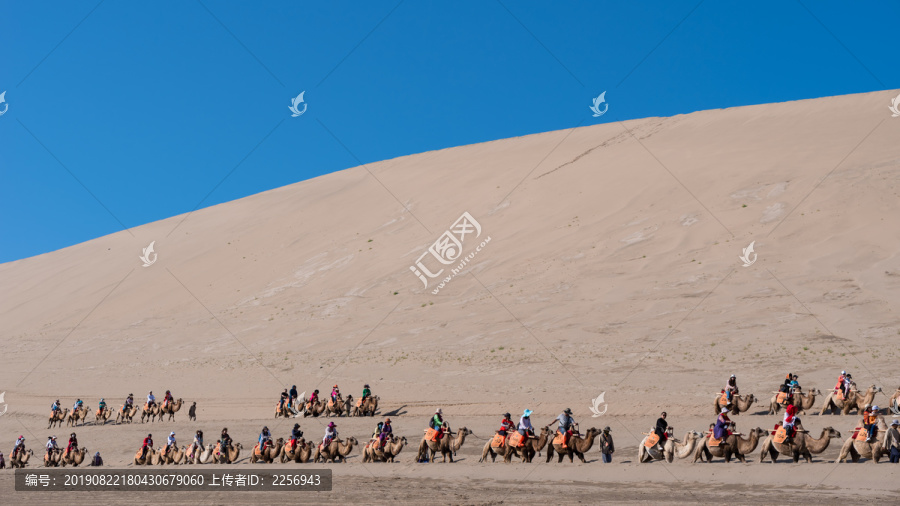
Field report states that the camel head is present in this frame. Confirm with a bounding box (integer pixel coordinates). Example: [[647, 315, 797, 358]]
[[749, 427, 767, 438], [823, 427, 841, 439], [584, 427, 601, 438], [686, 430, 702, 440]]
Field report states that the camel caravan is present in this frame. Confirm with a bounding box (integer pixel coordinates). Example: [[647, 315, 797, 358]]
[[273, 384, 380, 419], [45, 392, 190, 428]]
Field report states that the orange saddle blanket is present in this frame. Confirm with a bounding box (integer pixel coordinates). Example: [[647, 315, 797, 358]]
[[708, 435, 723, 447], [552, 432, 568, 448], [773, 426, 788, 444], [508, 432, 525, 448], [644, 433, 660, 448], [425, 428, 440, 442], [776, 392, 789, 405], [491, 434, 506, 448]]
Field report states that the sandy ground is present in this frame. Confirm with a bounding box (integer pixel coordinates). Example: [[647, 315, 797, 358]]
[[2, 90, 900, 503]]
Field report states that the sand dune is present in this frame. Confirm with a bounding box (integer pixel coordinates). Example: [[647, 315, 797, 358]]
[[2, 90, 899, 502]]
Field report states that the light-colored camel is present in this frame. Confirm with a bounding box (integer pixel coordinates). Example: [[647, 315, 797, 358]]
[[714, 393, 757, 415], [160, 398, 183, 421], [134, 446, 157, 465], [837, 414, 889, 463], [43, 449, 63, 467], [759, 425, 842, 463], [323, 395, 351, 417], [95, 406, 112, 424], [314, 437, 358, 463], [819, 384, 882, 415], [141, 403, 161, 423], [639, 430, 703, 463], [10, 449, 34, 468], [280, 438, 312, 463], [417, 427, 472, 463], [157, 445, 186, 465], [274, 402, 293, 418], [694, 427, 766, 463], [351, 395, 379, 417], [63, 447, 88, 467], [116, 405, 138, 424], [363, 436, 407, 463], [215, 442, 242, 464], [303, 399, 325, 417], [185, 443, 215, 464], [48, 408, 68, 429], [888, 387, 900, 415], [546, 428, 601, 463], [768, 388, 821, 415], [250, 438, 284, 463], [67, 406, 89, 427]]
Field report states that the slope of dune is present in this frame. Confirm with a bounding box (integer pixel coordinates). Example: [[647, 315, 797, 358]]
[[1, 90, 899, 502]]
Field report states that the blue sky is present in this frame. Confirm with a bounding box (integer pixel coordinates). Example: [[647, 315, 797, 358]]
[[1, 0, 896, 263]]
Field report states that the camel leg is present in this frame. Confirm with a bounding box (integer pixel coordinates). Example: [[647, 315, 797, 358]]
[[576, 451, 586, 463]]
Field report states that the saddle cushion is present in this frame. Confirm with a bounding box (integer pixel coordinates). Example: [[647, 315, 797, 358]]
[[773, 427, 788, 444], [553, 432, 567, 448], [708, 435, 722, 447], [644, 433, 660, 448], [776, 392, 789, 405], [508, 432, 525, 448], [425, 428, 439, 442], [491, 434, 506, 448]]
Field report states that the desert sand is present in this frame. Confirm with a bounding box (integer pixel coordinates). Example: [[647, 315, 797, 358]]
[[2, 89, 900, 504]]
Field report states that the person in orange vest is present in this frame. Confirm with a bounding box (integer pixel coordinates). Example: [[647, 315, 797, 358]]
[[864, 405, 880, 442]]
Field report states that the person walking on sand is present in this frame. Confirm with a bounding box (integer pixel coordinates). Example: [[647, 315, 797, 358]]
[[599, 427, 614, 463], [884, 419, 900, 463]]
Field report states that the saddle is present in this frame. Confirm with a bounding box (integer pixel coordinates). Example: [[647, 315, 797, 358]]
[[214, 442, 222, 456], [356, 398, 364, 408], [854, 426, 877, 442], [644, 433, 660, 448], [425, 428, 440, 442], [708, 434, 723, 447], [773, 426, 789, 444], [491, 434, 506, 448], [134, 449, 144, 460], [776, 392, 789, 405], [507, 432, 526, 448], [552, 431, 568, 448], [833, 389, 844, 401]]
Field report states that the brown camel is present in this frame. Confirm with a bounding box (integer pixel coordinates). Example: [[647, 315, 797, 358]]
[[303, 399, 326, 417], [43, 448, 63, 467], [714, 393, 757, 415], [141, 403, 161, 423], [819, 384, 882, 415], [250, 438, 284, 463], [214, 442, 242, 464], [546, 428, 601, 463], [759, 425, 842, 463], [157, 445, 186, 465], [694, 427, 766, 463], [116, 405, 138, 424], [363, 436, 408, 463], [10, 449, 34, 468], [486, 427, 551, 464], [639, 430, 703, 463], [134, 446, 157, 465], [314, 437, 358, 463], [837, 415, 889, 463], [768, 388, 821, 415], [280, 438, 312, 463], [95, 406, 112, 425], [67, 406, 90, 427], [160, 398, 183, 421], [351, 395, 379, 417], [48, 408, 68, 429], [323, 395, 350, 417], [185, 443, 215, 464], [274, 401, 293, 418], [417, 427, 472, 463], [63, 447, 88, 467]]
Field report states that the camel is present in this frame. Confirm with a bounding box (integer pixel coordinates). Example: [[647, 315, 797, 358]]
[[417, 427, 472, 463], [303, 399, 326, 418], [158, 445, 186, 465], [759, 425, 842, 463], [768, 388, 822, 415], [819, 384, 882, 415], [323, 395, 351, 417], [546, 427, 601, 463], [141, 403, 161, 423], [116, 405, 138, 424], [160, 398, 183, 421], [215, 442, 242, 464], [314, 437, 358, 463], [48, 408, 68, 429], [43, 449, 64, 467], [837, 415, 889, 463], [62, 447, 88, 467], [694, 427, 766, 463], [274, 401, 293, 418], [479, 427, 550, 464], [251, 438, 284, 463], [185, 443, 215, 464], [95, 406, 112, 425], [280, 438, 312, 463], [363, 436, 408, 463], [351, 395, 379, 417], [67, 406, 90, 427], [10, 449, 34, 468], [889, 387, 900, 416], [134, 446, 157, 465], [714, 393, 757, 415], [639, 430, 703, 463]]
